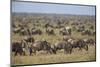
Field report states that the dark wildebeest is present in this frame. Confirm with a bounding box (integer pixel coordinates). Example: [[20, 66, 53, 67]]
[[89, 25, 94, 30], [81, 30, 92, 36], [77, 25, 85, 32], [23, 36, 34, 44], [46, 28, 55, 35], [68, 39, 88, 51], [31, 40, 56, 55], [63, 35, 72, 41], [54, 41, 72, 54], [59, 27, 71, 36], [13, 27, 21, 34], [59, 29, 67, 35], [19, 28, 32, 36], [44, 23, 50, 28], [12, 23, 16, 28], [12, 41, 27, 56], [83, 38, 95, 46], [31, 29, 42, 35], [20, 29, 27, 35]]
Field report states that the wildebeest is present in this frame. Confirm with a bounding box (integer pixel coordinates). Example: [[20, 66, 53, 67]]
[[65, 27, 71, 35], [59, 27, 71, 36], [13, 27, 21, 34], [19, 28, 32, 36], [19, 28, 27, 35], [81, 29, 92, 36], [44, 23, 50, 28], [31, 29, 42, 35], [54, 41, 72, 54], [68, 39, 88, 51], [46, 28, 55, 35], [83, 38, 95, 46], [89, 25, 94, 30], [23, 36, 34, 44], [59, 29, 67, 35], [12, 41, 27, 56], [77, 25, 85, 32], [31, 40, 56, 55], [63, 35, 71, 41]]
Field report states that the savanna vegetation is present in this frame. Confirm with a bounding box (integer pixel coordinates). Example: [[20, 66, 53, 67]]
[[11, 13, 96, 65]]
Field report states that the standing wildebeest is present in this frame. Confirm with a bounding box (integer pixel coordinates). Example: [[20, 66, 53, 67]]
[[31, 40, 56, 55], [65, 27, 72, 35], [54, 41, 72, 54], [68, 39, 88, 51], [12, 40, 27, 56]]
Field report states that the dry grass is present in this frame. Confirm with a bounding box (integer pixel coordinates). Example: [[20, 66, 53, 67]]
[[11, 14, 96, 65], [11, 46, 96, 65]]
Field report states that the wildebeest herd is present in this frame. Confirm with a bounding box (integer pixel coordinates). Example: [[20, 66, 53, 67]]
[[12, 13, 96, 56]]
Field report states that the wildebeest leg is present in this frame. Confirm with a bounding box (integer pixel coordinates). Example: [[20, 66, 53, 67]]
[[48, 50, 53, 54], [78, 47, 82, 51], [64, 49, 67, 54], [29, 48, 33, 56], [19, 50, 23, 56], [45, 50, 49, 54], [23, 51, 26, 56], [33, 50, 36, 55], [22, 48, 26, 56], [14, 50, 18, 56], [69, 48, 72, 54], [51, 49, 56, 54], [84, 45, 88, 51]]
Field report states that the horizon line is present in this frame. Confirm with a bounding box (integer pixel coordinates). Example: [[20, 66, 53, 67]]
[[12, 12, 96, 16]]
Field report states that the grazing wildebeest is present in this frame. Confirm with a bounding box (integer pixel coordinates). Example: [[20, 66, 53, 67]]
[[12, 41, 27, 56], [59, 28, 68, 35], [23, 36, 34, 44], [19, 28, 32, 36], [59, 29, 67, 35], [12, 23, 16, 28], [59, 27, 71, 36], [46, 28, 55, 35], [83, 38, 95, 46], [13, 27, 21, 34], [89, 25, 94, 30], [81, 29, 92, 36], [77, 25, 85, 32], [54, 41, 72, 54], [44, 23, 50, 28], [20, 28, 27, 35], [63, 35, 71, 41], [31, 40, 56, 55], [31, 29, 42, 35]]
